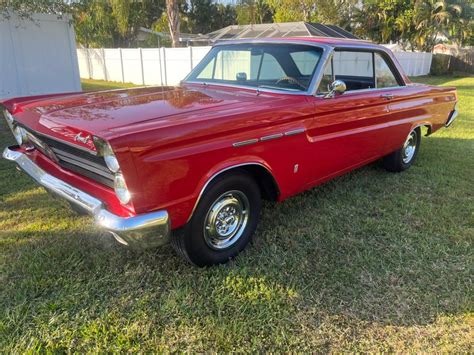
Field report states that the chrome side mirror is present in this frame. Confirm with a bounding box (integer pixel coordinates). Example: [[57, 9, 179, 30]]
[[324, 80, 346, 99], [236, 72, 247, 81]]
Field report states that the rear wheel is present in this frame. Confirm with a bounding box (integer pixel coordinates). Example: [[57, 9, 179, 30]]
[[171, 171, 261, 266], [383, 127, 421, 172]]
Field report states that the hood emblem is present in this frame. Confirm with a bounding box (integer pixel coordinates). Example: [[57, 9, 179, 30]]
[[74, 132, 91, 144]]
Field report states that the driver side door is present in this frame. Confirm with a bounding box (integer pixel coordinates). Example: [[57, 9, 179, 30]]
[[306, 49, 402, 184]]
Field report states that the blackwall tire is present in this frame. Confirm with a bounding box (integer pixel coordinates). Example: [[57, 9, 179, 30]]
[[171, 171, 261, 266], [383, 127, 421, 172]]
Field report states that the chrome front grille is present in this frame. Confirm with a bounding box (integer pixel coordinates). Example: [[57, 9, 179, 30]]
[[24, 128, 114, 188]]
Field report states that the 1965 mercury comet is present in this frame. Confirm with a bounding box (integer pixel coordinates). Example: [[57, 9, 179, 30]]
[[2, 38, 458, 266]]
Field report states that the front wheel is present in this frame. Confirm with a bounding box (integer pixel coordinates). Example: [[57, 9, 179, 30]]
[[171, 171, 261, 266], [383, 127, 421, 172]]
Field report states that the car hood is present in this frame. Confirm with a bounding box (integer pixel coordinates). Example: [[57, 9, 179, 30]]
[[11, 85, 253, 150]]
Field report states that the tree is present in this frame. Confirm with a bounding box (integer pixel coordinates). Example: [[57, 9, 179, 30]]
[[314, 0, 359, 29], [265, 0, 324, 22], [353, 0, 411, 45], [353, 0, 473, 51], [413, 0, 473, 49], [72, 0, 116, 47], [215, 3, 238, 30], [187, 0, 218, 33], [72, 0, 167, 48], [0, 0, 70, 19], [166, 0, 180, 47], [236, 0, 272, 25]]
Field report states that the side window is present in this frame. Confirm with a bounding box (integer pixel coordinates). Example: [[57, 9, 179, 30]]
[[375, 53, 399, 88], [317, 60, 333, 93], [333, 51, 374, 91]]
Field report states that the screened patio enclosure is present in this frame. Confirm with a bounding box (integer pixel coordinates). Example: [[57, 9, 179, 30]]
[[203, 22, 358, 43]]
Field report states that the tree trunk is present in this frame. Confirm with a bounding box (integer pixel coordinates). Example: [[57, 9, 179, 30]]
[[166, 0, 180, 48]]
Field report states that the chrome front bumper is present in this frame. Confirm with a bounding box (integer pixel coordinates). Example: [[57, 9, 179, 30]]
[[3, 146, 170, 249]]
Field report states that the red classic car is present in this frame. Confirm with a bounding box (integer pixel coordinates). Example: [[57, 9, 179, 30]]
[[2, 38, 458, 266]]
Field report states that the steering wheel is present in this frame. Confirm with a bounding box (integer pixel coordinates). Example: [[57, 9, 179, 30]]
[[275, 76, 306, 90]]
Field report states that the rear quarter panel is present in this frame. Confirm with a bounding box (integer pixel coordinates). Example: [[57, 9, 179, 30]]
[[386, 83, 457, 152]]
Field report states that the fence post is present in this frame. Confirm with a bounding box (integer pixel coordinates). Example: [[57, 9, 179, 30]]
[[86, 48, 92, 79], [158, 46, 163, 86], [427, 53, 433, 75], [119, 48, 125, 83], [163, 47, 168, 86], [102, 48, 108, 81], [139, 48, 145, 85], [190, 46, 193, 71]]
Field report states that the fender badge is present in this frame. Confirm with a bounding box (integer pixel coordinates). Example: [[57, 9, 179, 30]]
[[74, 132, 91, 144]]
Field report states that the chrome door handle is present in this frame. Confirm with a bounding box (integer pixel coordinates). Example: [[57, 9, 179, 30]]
[[381, 93, 394, 100]]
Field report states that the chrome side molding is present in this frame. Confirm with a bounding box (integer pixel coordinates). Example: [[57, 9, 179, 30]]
[[233, 139, 259, 147], [233, 128, 306, 148], [284, 128, 305, 136], [260, 133, 283, 141]]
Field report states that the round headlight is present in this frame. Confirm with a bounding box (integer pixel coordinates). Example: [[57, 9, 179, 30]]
[[114, 173, 131, 204], [105, 155, 120, 173], [93, 136, 120, 173], [104, 145, 120, 173], [13, 126, 27, 145]]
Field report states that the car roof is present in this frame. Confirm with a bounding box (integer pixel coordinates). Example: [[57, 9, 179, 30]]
[[214, 37, 383, 50]]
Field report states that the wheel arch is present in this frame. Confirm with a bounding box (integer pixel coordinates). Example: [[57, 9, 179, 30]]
[[411, 122, 433, 136], [187, 161, 280, 223]]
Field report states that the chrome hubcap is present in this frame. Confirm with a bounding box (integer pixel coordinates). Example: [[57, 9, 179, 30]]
[[203, 190, 250, 250], [402, 130, 418, 164]]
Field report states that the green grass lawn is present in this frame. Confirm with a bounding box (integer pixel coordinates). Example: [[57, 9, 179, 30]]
[[1, 76, 472, 351]]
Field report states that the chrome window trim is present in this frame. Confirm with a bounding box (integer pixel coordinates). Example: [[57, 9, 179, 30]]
[[182, 39, 333, 97]]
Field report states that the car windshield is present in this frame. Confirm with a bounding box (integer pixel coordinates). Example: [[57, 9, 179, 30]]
[[185, 43, 323, 92]]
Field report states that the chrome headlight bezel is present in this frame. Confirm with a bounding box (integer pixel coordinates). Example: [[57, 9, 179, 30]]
[[4, 109, 14, 126], [93, 136, 120, 173], [94, 136, 131, 205], [12, 125, 25, 145], [114, 173, 131, 204], [3, 109, 25, 144], [103, 146, 120, 173]]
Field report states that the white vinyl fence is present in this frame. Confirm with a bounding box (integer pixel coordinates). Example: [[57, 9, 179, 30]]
[[77, 46, 432, 86], [394, 52, 432, 77], [77, 47, 211, 86]]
